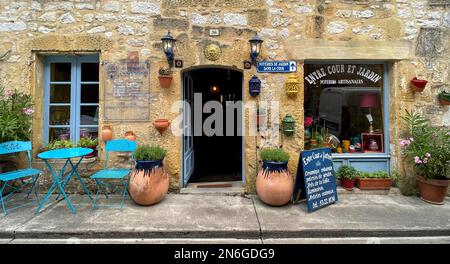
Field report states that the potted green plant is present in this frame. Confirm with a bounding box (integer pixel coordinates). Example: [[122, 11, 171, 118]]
[[256, 148, 293, 206], [356, 170, 392, 190], [438, 91, 450, 106], [47, 140, 74, 150], [77, 137, 98, 158], [158, 66, 173, 88], [400, 110, 450, 204], [337, 165, 358, 191], [129, 145, 169, 206]]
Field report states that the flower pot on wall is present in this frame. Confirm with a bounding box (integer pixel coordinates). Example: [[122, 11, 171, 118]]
[[416, 176, 449, 205], [158, 76, 173, 88], [124, 131, 137, 141], [256, 161, 293, 206], [129, 160, 169, 206], [153, 119, 170, 134], [101, 125, 113, 141], [410, 77, 428, 92], [438, 93, 450, 106]]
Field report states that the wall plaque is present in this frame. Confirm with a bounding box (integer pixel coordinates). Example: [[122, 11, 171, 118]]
[[204, 43, 222, 61]]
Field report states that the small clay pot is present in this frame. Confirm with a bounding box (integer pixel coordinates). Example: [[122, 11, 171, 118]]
[[101, 125, 113, 141], [153, 119, 170, 134], [158, 76, 173, 88], [411, 77, 428, 92], [124, 131, 136, 141], [342, 178, 355, 190]]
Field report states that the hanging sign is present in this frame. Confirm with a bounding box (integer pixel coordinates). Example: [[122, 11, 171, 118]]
[[257, 61, 297, 73], [292, 148, 338, 212]]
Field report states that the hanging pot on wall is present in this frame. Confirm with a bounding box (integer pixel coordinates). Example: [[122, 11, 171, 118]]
[[158, 76, 173, 88], [438, 92, 450, 106], [124, 131, 137, 141], [153, 119, 170, 134], [129, 159, 169, 206], [410, 77, 428, 92], [101, 125, 113, 141], [256, 161, 293, 206]]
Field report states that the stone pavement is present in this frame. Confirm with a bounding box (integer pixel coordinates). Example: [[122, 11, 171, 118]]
[[0, 192, 449, 244]]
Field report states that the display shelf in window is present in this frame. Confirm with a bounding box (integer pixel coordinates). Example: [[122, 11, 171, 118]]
[[361, 132, 384, 153]]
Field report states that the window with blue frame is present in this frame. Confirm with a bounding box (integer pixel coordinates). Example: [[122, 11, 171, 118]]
[[44, 56, 99, 144]]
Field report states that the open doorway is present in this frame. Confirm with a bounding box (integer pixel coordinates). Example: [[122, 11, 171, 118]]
[[182, 67, 243, 186]]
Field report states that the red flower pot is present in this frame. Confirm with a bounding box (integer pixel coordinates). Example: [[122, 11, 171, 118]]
[[410, 77, 427, 92], [158, 76, 172, 88], [356, 178, 392, 190], [342, 178, 355, 190]]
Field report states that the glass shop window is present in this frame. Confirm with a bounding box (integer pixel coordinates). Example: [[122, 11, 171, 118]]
[[303, 63, 386, 154], [45, 56, 99, 144]]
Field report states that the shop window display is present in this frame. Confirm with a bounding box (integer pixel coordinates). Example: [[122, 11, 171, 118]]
[[304, 63, 385, 154]]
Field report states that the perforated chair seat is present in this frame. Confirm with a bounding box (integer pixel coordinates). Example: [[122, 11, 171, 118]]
[[91, 169, 131, 179], [0, 168, 41, 182]]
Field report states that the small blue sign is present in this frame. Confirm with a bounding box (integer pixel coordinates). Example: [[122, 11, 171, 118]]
[[292, 148, 338, 212], [257, 61, 297, 73]]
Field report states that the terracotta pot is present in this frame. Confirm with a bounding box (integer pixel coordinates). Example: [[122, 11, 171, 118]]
[[438, 94, 450, 105], [342, 178, 355, 190], [101, 125, 113, 141], [416, 176, 449, 205], [256, 161, 293, 206], [153, 119, 170, 134], [124, 131, 136, 141], [411, 77, 427, 92], [158, 76, 173, 88], [129, 160, 169, 206], [356, 178, 392, 190]]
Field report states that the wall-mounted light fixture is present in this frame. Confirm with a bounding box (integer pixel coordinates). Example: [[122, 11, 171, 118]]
[[285, 75, 299, 97], [249, 33, 263, 63], [282, 113, 295, 136], [161, 31, 176, 66], [209, 84, 220, 94], [249, 75, 261, 97]]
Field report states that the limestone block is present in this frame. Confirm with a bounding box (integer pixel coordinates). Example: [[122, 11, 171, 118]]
[[60, 13, 76, 24], [0, 21, 26, 32], [131, 1, 161, 15], [327, 21, 348, 34], [224, 13, 247, 26], [39, 12, 57, 22]]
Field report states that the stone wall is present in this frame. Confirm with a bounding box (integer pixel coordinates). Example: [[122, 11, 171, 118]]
[[0, 0, 448, 194]]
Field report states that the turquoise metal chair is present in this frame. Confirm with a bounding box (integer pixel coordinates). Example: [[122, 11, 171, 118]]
[[0, 141, 42, 216], [90, 139, 137, 209]]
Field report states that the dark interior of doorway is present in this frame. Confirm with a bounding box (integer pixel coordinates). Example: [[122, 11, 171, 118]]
[[189, 68, 243, 183]]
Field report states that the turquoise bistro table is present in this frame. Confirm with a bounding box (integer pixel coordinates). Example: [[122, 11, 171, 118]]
[[36, 148, 93, 214]]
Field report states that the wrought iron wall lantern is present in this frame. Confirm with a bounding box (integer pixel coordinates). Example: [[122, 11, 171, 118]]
[[285, 75, 299, 97], [282, 113, 295, 136], [249, 33, 263, 63], [249, 75, 261, 97], [161, 31, 176, 66]]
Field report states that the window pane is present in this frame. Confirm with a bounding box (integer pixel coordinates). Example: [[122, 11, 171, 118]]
[[49, 106, 70, 125], [81, 63, 99, 82], [50, 84, 71, 103], [49, 127, 70, 142], [304, 63, 385, 153], [80, 106, 99, 125], [50, 63, 71, 82], [81, 84, 99, 103], [80, 127, 98, 140]]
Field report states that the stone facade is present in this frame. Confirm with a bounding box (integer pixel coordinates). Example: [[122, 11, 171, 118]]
[[0, 0, 448, 194]]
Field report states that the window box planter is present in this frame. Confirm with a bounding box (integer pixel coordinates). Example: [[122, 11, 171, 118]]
[[356, 178, 392, 190]]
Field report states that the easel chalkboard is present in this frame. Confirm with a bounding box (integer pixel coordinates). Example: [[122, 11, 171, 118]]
[[292, 148, 338, 212]]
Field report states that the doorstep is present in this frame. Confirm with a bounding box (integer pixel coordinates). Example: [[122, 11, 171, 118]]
[[337, 186, 401, 195], [180, 181, 244, 196]]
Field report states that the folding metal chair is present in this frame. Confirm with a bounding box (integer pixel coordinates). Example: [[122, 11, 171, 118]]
[[0, 141, 42, 216], [90, 139, 136, 209]]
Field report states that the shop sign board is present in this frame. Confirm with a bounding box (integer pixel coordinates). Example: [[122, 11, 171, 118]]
[[292, 148, 338, 212], [257, 61, 297, 73]]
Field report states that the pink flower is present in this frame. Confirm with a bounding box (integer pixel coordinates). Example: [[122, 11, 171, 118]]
[[400, 139, 411, 147], [22, 108, 34, 116], [304, 116, 313, 127], [4, 90, 14, 98], [425, 153, 431, 158], [414, 156, 422, 164]]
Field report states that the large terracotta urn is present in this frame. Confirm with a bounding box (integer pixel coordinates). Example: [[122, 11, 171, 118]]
[[129, 160, 169, 206], [256, 161, 293, 206]]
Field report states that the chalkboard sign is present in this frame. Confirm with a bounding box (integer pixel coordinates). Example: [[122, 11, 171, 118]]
[[292, 148, 338, 212]]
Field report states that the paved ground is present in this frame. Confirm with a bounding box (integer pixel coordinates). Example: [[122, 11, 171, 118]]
[[0, 192, 449, 244]]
